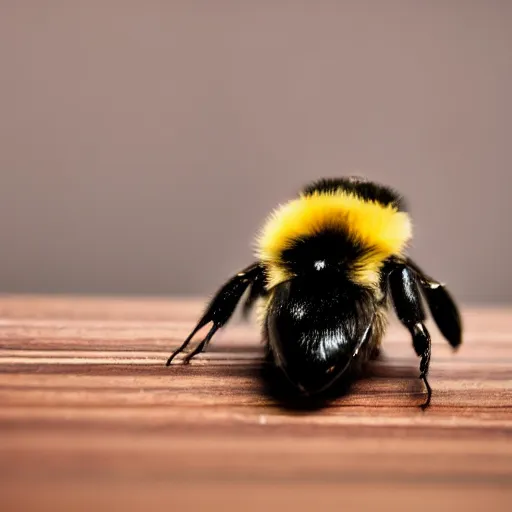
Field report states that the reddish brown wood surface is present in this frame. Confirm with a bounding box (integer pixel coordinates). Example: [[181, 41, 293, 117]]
[[0, 296, 511, 511]]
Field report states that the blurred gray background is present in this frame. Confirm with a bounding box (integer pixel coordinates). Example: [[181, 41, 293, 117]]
[[1, 2, 511, 303]]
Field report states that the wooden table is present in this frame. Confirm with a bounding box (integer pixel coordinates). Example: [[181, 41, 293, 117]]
[[0, 296, 511, 511]]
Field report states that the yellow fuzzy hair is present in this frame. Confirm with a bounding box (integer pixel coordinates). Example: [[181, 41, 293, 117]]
[[257, 190, 412, 289]]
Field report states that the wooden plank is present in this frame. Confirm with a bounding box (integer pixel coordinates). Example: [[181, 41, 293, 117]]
[[0, 296, 511, 511]]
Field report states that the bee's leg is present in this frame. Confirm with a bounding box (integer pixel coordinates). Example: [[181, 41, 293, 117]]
[[406, 258, 462, 350], [388, 264, 432, 409], [166, 262, 264, 365], [242, 271, 268, 319]]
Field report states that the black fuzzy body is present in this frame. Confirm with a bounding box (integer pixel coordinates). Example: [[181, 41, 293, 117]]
[[302, 176, 406, 211], [260, 178, 396, 395], [166, 176, 461, 408]]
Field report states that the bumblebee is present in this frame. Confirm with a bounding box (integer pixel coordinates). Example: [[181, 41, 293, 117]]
[[166, 177, 462, 408]]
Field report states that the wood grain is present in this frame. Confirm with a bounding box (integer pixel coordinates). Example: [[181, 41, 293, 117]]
[[0, 295, 511, 512]]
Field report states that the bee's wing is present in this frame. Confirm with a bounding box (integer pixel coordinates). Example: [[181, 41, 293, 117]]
[[352, 316, 375, 357], [406, 258, 462, 349]]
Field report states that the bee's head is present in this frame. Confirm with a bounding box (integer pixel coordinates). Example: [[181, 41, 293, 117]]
[[264, 278, 375, 396]]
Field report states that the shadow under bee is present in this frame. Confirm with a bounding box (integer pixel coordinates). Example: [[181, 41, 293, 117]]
[[254, 350, 425, 411]]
